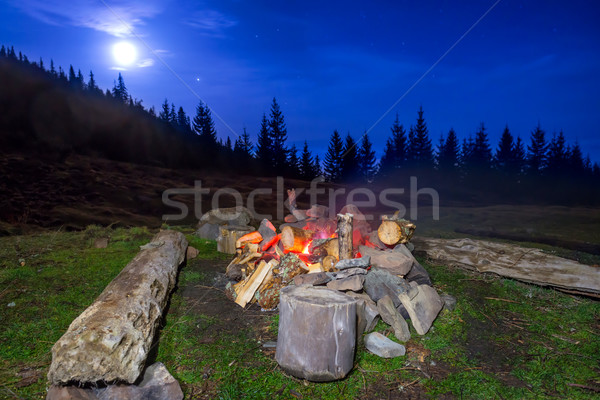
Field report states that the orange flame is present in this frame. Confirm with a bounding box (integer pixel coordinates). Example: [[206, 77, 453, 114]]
[[302, 240, 312, 255]]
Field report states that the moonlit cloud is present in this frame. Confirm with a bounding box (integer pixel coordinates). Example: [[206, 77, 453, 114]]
[[9, 0, 165, 37], [136, 58, 154, 68], [183, 10, 238, 38]]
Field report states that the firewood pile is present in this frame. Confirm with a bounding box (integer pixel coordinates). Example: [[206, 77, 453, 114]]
[[220, 193, 450, 348]]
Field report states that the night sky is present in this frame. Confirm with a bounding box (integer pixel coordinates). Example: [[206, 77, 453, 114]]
[[1, 0, 599, 161]]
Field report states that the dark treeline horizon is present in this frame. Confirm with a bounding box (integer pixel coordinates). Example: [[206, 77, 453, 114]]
[[1, 44, 599, 206]]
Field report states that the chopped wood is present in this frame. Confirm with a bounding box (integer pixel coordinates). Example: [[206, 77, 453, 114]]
[[235, 231, 263, 249], [306, 263, 324, 274], [413, 237, 600, 296], [322, 255, 338, 272], [337, 213, 354, 260], [309, 238, 339, 259], [234, 259, 276, 308], [377, 218, 415, 246], [280, 226, 314, 253]]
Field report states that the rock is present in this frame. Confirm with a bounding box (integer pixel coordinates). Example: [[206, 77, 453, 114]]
[[284, 214, 297, 223], [46, 363, 183, 400], [366, 231, 388, 249], [404, 261, 432, 286], [306, 204, 329, 218], [293, 272, 331, 286], [46, 386, 98, 400], [440, 293, 457, 312], [195, 222, 221, 240], [377, 295, 411, 342], [47, 231, 188, 385], [186, 246, 199, 259], [7, 302, 15, 307], [331, 268, 368, 280], [199, 206, 255, 226], [258, 219, 277, 244], [358, 245, 413, 276], [363, 267, 410, 307], [364, 332, 406, 358], [398, 285, 444, 335], [346, 293, 380, 334], [334, 256, 371, 270], [98, 362, 183, 400], [225, 263, 243, 281], [93, 238, 108, 249], [327, 274, 365, 291]]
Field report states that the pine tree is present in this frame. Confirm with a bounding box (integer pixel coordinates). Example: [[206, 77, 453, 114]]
[[358, 133, 377, 182], [568, 141, 585, 174], [169, 103, 177, 127], [68, 65, 77, 86], [437, 128, 460, 173], [546, 131, 568, 175], [471, 123, 493, 170], [299, 141, 316, 180], [233, 128, 254, 159], [87, 70, 99, 93], [323, 130, 344, 182], [408, 106, 433, 169], [193, 102, 218, 148], [49, 59, 57, 77], [255, 113, 272, 171], [288, 144, 300, 177], [176, 107, 191, 133], [313, 155, 322, 177], [340, 133, 360, 182], [527, 123, 547, 175], [76, 69, 85, 90], [111, 73, 128, 103], [378, 114, 407, 177], [0, 45, 5, 57], [461, 136, 475, 175], [268, 98, 289, 171], [495, 125, 514, 173], [38, 57, 44, 70], [511, 137, 526, 176], [239, 127, 254, 157], [8, 46, 17, 60], [159, 99, 171, 123], [58, 66, 67, 82]]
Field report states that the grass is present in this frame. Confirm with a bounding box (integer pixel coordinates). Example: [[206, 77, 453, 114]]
[[0, 225, 599, 399]]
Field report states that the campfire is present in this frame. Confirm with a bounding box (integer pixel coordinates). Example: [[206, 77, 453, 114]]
[[214, 190, 448, 381]]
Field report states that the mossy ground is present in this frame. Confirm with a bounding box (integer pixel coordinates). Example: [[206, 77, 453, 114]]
[[0, 226, 598, 399]]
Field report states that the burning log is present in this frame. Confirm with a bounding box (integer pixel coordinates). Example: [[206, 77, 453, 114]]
[[322, 255, 338, 272], [275, 286, 357, 382], [377, 214, 416, 246], [309, 238, 339, 259], [235, 231, 262, 249], [280, 226, 314, 253], [337, 213, 354, 260]]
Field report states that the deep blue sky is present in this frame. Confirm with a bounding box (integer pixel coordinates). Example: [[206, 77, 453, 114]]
[[1, 0, 599, 161]]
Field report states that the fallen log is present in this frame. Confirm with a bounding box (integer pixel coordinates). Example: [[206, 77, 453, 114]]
[[413, 237, 600, 297], [47, 230, 188, 385], [275, 286, 357, 382]]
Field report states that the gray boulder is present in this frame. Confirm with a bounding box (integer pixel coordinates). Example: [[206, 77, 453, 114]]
[[398, 285, 444, 335], [195, 222, 221, 240], [364, 332, 406, 358], [199, 206, 255, 226], [327, 274, 365, 292], [363, 267, 410, 307], [377, 295, 411, 342]]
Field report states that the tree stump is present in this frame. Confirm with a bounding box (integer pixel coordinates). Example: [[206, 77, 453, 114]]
[[47, 230, 188, 384], [377, 216, 415, 246], [275, 286, 357, 382], [216, 225, 253, 254]]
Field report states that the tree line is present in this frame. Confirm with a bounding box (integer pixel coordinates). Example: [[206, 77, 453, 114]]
[[1, 45, 598, 204]]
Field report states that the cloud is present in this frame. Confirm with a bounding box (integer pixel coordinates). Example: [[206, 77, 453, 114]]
[[10, 0, 165, 37], [136, 58, 154, 68], [183, 10, 237, 38]]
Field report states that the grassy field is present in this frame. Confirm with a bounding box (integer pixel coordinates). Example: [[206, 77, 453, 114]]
[[0, 226, 599, 399]]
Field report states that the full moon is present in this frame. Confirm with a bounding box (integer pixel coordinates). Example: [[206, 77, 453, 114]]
[[112, 41, 137, 66]]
